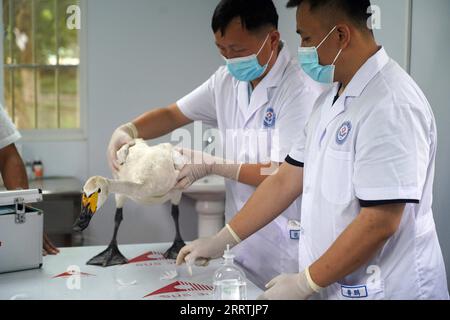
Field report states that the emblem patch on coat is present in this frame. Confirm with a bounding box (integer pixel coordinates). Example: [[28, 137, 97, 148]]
[[336, 121, 352, 145], [263, 108, 276, 128]]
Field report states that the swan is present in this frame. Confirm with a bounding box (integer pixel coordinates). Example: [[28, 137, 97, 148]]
[[73, 140, 187, 267]]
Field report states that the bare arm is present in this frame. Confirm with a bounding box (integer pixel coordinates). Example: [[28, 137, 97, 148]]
[[238, 162, 281, 187], [132, 104, 192, 140], [0, 144, 28, 190], [229, 162, 303, 240], [309, 204, 405, 288]]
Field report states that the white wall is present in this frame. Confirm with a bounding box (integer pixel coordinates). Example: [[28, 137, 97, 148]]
[[410, 0, 450, 287], [371, 0, 411, 70]]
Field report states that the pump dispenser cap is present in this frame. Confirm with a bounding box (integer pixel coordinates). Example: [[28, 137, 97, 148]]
[[223, 244, 235, 260]]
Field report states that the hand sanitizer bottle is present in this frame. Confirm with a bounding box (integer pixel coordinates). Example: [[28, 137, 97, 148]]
[[213, 245, 247, 300]]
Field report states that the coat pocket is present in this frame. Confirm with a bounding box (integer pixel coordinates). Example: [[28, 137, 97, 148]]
[[321, 147, 354, 205]]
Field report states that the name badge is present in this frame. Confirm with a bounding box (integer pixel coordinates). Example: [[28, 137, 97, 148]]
[[341, 284, 368, 298]]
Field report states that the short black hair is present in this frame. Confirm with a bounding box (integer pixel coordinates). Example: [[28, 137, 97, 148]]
[[212, 0, 279, 36], [286, 0, 372, 30]]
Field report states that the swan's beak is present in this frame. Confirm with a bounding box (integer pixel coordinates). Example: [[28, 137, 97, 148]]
[[73, 192, 98, 232]]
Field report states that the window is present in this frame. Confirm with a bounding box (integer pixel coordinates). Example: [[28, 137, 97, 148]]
[[3, 0, 80, 131]]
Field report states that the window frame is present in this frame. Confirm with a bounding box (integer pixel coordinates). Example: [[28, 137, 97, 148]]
[[1, 0, 87, 142]]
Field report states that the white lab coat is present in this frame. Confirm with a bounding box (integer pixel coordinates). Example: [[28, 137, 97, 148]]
[[177, 43, 325, 288], [288, 47, 449, 299], [0, 105, 21, 150]]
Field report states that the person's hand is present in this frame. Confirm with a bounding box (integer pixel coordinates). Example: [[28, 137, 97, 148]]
[[174, 149, 214, 189], [176, 225, 241, 266], [107, 123, 138, 172], [43, 233, 60, 256], [257, 269, 322, 300], [174, 148, 241, 189]]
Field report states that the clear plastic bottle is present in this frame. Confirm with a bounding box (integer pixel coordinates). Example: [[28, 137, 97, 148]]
[[213, 245, 247, 300]]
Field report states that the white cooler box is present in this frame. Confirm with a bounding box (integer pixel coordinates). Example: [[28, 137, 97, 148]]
[[0, 189, 43, 274]]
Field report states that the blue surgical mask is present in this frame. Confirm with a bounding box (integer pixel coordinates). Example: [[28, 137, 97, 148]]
[[224, 34, 274, 82], [298, 26, 343, 84]]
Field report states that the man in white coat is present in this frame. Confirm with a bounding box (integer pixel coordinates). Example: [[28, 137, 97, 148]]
[[177, 0, 449, 300], [107, 0, 324, 287]]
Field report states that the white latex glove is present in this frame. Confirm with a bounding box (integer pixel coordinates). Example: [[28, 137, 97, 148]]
[[107, 123, 138, 172], [176, 224, 241, 266], [174, 148, 242, 189], [257, 269, 322, 300]]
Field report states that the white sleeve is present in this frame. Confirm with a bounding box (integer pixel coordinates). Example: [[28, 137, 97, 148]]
[[0, 106, 21, 150], [286, 123, 307, 166], [270, 87, 317, 163], [176, 72, 218, 127], [353, 103, 431, 202]]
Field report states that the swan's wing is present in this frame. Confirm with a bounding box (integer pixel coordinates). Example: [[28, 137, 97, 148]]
[[172, 149, 187, 171]]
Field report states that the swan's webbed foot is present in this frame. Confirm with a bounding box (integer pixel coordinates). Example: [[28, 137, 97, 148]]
[[163, 239, 186, 260], [87, 243, 128, 267]]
